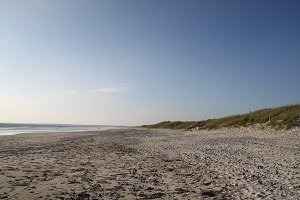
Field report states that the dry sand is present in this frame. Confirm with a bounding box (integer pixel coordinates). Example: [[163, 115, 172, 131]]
[[0, 128, 299, 199]]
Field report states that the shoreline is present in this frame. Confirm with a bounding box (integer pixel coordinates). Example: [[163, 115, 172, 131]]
[[0, 126, 129, 136]]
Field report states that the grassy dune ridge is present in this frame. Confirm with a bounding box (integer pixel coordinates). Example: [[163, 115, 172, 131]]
[[142, 104, 300, 130]]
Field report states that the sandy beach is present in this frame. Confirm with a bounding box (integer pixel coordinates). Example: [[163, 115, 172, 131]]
[[0, 128, 299, 199]]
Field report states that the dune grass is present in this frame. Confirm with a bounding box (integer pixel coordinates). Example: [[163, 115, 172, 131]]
[[142, 104, 300, 130]]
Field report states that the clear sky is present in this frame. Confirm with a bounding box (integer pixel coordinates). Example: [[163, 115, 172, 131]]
[[0, 0, 299, 126]]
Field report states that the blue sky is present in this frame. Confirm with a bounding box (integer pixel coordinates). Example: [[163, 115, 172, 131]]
[[0, 0, 299, 125]]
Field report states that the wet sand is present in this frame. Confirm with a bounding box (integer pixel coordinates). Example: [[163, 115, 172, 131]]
[[0, 128, 299, 199]]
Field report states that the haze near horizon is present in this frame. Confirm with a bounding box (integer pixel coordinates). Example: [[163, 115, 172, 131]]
[[0, 0, 300, 126]]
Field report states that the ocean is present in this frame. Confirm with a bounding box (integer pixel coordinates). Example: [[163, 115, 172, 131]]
[[0, 123, 124, 135]]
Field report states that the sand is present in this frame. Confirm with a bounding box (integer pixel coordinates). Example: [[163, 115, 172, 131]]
[[0, 128, 299, 199]]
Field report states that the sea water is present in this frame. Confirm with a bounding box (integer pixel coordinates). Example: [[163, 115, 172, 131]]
[[0, 123, 123, 135]]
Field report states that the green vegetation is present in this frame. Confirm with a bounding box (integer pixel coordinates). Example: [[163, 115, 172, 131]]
[[142, 104, 300, 130]]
